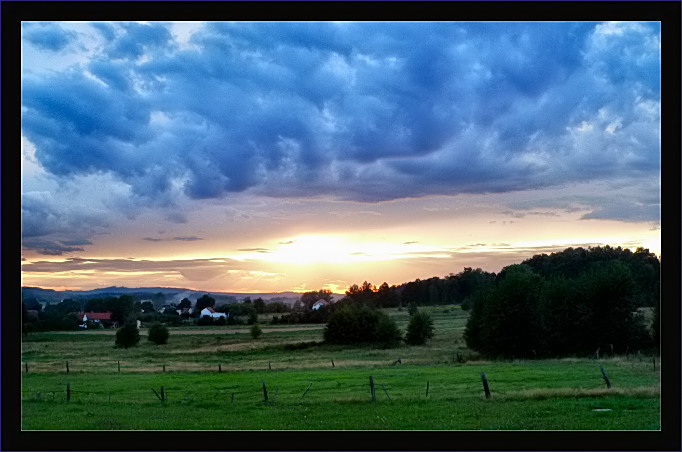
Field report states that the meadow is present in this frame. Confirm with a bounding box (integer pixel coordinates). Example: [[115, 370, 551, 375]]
[[21, 307, 661, 431]]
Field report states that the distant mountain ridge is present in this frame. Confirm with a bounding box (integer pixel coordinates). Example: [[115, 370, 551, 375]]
[[20, 286, 323, 304]]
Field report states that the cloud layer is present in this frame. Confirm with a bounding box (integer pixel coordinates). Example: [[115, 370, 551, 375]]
[[22, 21, 660, 204], [21, 21, 661, 269]]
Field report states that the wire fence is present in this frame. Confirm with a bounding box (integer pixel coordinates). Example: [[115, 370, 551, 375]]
[[21, 361, 659, 407], [20, 350, 661, 375]]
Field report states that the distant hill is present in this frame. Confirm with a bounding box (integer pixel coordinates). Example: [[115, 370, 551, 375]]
[[20, 286, 336, 306]]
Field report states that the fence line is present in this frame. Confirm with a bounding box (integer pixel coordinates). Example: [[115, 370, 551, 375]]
[[22, 365, 632, 406]]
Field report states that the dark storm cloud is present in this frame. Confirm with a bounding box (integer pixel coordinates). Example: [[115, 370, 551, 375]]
[[22, 21, 660, 222], [581, 201, 660, 223], [21, 190, 108, 241], [22, 240, 85, 256], [59, 238, 93, 246]]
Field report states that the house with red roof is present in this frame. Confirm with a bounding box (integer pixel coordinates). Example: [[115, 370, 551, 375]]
[[78, 312, 113, 322], [200, 306, 227, 319], [77, 312, 116, 328]]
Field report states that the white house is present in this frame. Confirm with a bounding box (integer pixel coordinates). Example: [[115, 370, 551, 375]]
[[311, 300, 330, 310], [200, 307, 227, 319]]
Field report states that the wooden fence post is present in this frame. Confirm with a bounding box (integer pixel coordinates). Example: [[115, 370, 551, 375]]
[[273, 388, 278, 403], [426, 381, 430, 398], [161, 386, 166, 402], [118, 361, 121, 373], [331, 359, 335, 368], [600, 366, 612, 389], [163, 363, 166, 372], [369, 376, 376, 402], [480, 372, 491, 399], [301, 382, 313, 400], [218, 364, 222, 373], [66, 383, 71, 403], [382, 383, 390, 400], [269, 362, 272, 370], [262, 379, 269, 403], [66, 361, 70, 373]]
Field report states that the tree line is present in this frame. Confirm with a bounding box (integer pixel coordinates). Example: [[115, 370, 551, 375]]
[[22, 245, 660, 358], [464, 246, 660, 358]]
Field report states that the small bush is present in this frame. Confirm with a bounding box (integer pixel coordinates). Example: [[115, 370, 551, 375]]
[[324, 304, 401, 347], [405, 311, 434, 345], [375, 314, 403, 348], [407, 302, 418, 316], [148, 323, 169, 345], [115, 319, 140, 348], [250, 323, 262, 339]]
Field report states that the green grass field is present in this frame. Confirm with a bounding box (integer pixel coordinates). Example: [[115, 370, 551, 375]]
[[21, 307, 661, 430]]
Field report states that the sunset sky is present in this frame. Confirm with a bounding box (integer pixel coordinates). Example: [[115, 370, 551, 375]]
[[20, 21, 661, 294]]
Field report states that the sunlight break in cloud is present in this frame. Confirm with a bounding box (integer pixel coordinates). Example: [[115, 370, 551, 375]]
[[20, 20, 661, 292]]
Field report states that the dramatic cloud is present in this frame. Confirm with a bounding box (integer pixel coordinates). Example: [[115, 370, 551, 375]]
[[20, 20, 662, 291], [21, 21, 660, 211], [21, 240, 85, 256]]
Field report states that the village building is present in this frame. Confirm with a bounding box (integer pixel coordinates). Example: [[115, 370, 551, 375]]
[[200, 307, 227, 319], [311, 300, 330, 310], [77, 312, 117, 328]]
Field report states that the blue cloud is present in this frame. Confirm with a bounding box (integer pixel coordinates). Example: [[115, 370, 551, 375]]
[[108, 22, 174, 59], [23, 23, 76, 51], [21, 21, 660, 222]]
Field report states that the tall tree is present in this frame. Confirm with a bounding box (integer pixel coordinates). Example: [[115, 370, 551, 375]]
[[110, 295, 135, 325], [178, 298, 192, 310], [464, 265, 542, 359], [195, 294, 216, 312], [253, 298, 266, 314]]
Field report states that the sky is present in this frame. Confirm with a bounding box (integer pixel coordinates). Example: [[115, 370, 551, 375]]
[[20, 21, 661, 294]]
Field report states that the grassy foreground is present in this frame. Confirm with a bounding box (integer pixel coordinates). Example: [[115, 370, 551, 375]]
[[21, 307, 661, 430]]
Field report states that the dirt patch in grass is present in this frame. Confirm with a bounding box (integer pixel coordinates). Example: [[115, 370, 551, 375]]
[[168, 326, 324, 334], [497, 385, 660, 401], [44, 326, 324, 336]]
